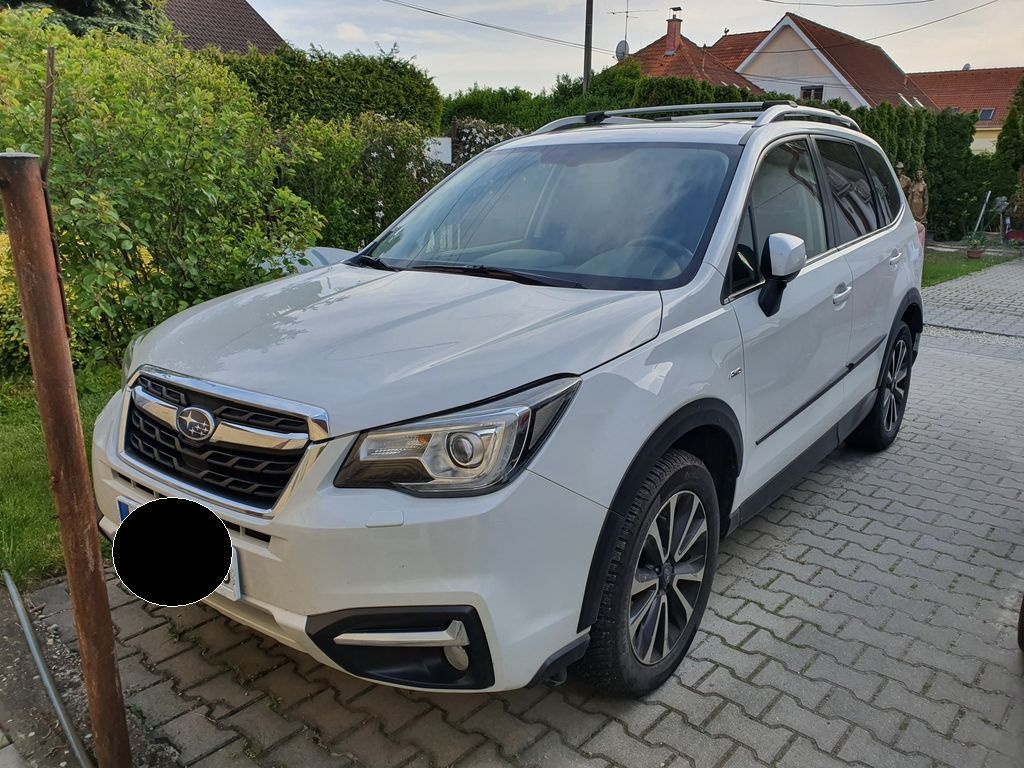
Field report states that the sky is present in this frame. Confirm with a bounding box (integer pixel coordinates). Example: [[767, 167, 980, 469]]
[[247, 0, 1024, 96]]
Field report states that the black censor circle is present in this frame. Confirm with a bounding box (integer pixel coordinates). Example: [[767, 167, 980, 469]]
[[112, 498, 232, 607]]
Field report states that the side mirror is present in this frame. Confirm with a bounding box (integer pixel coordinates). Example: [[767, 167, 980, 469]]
[[758, 234, 807, 317]]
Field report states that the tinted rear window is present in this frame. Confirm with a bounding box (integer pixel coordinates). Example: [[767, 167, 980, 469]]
[[817, 139, 879, 243]]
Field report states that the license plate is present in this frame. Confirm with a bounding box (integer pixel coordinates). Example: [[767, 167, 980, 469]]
[[116, 496, 242, 602], [214, 547, 242, 601], [116, 496, 139, 521]]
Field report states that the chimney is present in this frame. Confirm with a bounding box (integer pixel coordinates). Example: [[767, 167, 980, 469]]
[[665, 8, 682, 55]]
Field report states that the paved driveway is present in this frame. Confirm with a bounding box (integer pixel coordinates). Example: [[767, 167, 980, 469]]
[[924, 257, 1024, 337], [26, 278, 1024, 768]]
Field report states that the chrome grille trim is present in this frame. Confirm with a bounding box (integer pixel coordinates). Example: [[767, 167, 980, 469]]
[[132, 387, 309, 452], [118, 365, 331, 518]]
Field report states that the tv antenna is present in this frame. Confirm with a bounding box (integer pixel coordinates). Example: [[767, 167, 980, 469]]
[[608, 1, 657, 49]]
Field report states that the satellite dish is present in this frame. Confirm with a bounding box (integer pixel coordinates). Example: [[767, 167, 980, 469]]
[[616, 39, 630, 61]]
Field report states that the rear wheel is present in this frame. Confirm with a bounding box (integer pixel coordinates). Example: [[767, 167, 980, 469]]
[[578, 450, 719, 696], [1017, 594, 1023, 652], [847, 322, 913, 451]]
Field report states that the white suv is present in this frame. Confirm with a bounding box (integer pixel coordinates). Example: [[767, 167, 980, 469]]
[[93, 101, 923, 696]]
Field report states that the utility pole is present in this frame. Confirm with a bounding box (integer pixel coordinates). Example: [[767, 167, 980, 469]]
[[583, 0, 594, 93], [0, 152, 132, 768]]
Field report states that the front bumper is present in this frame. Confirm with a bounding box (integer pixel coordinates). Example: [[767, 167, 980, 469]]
[[92, 391, 603, 691]]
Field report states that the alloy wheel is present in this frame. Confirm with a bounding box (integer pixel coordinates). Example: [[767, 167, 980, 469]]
[[629, 490, 709, 666], [882, 338, 909, 433]]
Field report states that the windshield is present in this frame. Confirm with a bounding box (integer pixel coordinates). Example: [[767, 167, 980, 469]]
[[366, 142, 739, 290]]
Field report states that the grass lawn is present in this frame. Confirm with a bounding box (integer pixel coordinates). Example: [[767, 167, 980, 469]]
[[922, 248, 1018, 288], [0, 366, 119, 588]]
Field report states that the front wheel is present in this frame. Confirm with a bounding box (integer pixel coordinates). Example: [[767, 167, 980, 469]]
[[846, 322, 913, 452], [577, 450, 719, 696]]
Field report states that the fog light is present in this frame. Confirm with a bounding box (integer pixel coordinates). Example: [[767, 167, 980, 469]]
[[444, 644, 470, 672], [447, 432, 484, 468]]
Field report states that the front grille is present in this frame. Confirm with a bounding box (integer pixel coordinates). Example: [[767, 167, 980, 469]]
[[137, 375, 307, 433], [125, 375, 311, 509]]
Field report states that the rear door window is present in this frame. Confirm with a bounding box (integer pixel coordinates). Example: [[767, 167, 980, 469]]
[[816, 139, 879, 244]]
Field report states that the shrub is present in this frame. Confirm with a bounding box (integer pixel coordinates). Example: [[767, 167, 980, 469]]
[[221, 45, 444, 133], [0, 9, 322, 372], [284, 114, 445, 250], [0, 234, 29, 372], [450, 118, 525, 167]]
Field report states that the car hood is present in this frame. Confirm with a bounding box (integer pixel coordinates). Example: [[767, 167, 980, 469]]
[[133, 265, 662, 436]]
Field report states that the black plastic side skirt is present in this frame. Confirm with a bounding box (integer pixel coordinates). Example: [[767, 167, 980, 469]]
[[729, 389, 876, 534], [305, 605, 494, 690]]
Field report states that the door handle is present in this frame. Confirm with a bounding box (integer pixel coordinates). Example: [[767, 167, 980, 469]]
[[833, 285, 853, 305], [889, 249, 904, 267]]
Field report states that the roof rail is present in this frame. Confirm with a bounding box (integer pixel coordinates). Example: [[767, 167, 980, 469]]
[[753, 104, 861, 132], [531, 99, 861, 135]]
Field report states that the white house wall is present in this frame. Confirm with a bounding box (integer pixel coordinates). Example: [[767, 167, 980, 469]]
[[738, 25, 869, 108]]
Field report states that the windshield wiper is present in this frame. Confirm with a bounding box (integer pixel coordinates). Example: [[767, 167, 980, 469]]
[[348, 253, 400, 271], [405, 263, 585, 289]]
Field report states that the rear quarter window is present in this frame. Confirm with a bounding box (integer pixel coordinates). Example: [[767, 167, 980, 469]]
[[859, 146, 903, 226]]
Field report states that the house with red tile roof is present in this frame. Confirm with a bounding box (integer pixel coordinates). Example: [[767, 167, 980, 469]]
[[630, 12, 759, 92], [709, 13, 935, 110], [164, 0, 285, 55], [910, 67, 1024, 152]]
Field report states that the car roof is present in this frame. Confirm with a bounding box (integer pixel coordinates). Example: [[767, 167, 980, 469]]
[[494, 102, 871, 151], [504, 121, 758, 148]]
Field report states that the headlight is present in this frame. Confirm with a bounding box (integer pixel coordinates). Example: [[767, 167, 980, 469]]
[[121, 328, 151, 386], [334, 377, 580, 495]]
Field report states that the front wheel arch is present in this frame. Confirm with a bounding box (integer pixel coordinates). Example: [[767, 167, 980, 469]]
[[576, 398, 741, 632]]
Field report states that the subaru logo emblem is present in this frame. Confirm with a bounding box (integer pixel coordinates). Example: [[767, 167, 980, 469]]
[[176, 406, 215, 442]]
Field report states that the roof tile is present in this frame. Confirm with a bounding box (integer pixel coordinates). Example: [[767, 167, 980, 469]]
[[910, 67, 1024, 127], [164, 0, 285, 55]]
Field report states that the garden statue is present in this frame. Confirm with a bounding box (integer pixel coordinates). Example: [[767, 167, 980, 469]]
[[908, 169, 929, 224], [896, 161, 912, 198]]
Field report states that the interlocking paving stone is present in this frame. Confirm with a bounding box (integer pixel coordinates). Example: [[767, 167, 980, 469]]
[[397, 710, 483, 766], [27, 331, 1024, 768], [461, 700, 545, 756], [126, 679, 194, 727], [158, 709, 238, 764], [332, 721, 418, 768], [223, 700, 302, 754], [582, 720, 674, 768], [922, 257, 1024, 336]]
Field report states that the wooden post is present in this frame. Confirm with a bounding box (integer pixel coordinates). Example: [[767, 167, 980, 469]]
[[0, 153, 132, 768]]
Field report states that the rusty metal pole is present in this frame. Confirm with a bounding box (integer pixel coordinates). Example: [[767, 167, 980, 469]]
[[0, 153, 132, 768]]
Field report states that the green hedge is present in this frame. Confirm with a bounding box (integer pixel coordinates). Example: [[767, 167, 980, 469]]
[[221, 45, 444, 133], [284, 114, 446, 250], [0, 9, 322, 372]]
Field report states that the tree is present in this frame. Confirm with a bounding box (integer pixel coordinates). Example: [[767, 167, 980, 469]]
[[992, 76, 1024, 199], [6, 0, 168, 39]]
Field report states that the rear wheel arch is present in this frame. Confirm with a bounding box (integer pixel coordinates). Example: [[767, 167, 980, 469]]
[[576, 398, 742, 632], [897, 288, 923, 359]]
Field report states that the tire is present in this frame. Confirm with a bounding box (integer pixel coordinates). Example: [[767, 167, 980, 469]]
[[846, 322, 913, 452], [1018, 594, 1024, 652], [577, 449, 719, 696]]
